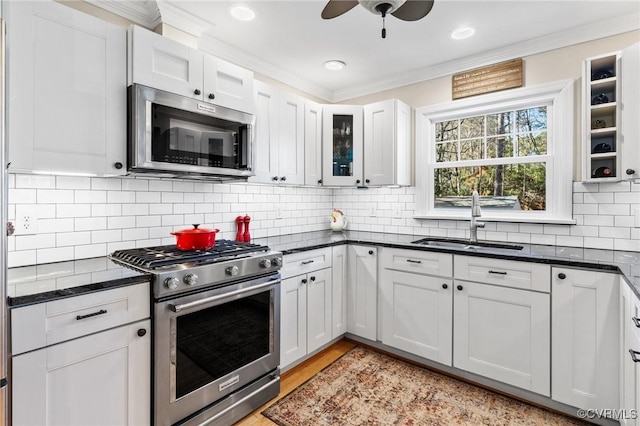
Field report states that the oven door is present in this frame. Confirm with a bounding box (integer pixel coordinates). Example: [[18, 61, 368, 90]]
[[154, 274, 280, 426]]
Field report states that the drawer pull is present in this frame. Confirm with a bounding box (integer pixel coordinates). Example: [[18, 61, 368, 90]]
[[301, 260, 315, 265], [488, 270, 507, 275], [633, 317, 640, 328], [406, 259, 422, 264], [76, 309, 107, 321], [630, 349, 640, 363]]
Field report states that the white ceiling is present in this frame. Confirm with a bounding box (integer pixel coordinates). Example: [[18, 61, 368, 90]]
[[95, 0, 640, 102]]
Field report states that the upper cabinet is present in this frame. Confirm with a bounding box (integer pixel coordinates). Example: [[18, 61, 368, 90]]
[[582, 43, 639, 182], [128, 25, 254, 114], [250, 81, 305, 185], [322, 101, 411, 187], [305, 100, 323, 186], [6, 0, 127, 176]]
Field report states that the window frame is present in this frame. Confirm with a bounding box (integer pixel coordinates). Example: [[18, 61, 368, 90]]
[[415, 80, 575, 224]]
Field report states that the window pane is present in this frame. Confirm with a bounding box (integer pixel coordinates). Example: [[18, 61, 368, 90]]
[[436, 142, 458, 162], [486, 112, 513, 136], [460, 139, 483, 161], [516, 107, 547, 132], [434, 162, 546, 211], [460, 116, 484, 139], [486, 136, 514, 158], [436, 120, 458, 142], [517, 131, 547, 156]]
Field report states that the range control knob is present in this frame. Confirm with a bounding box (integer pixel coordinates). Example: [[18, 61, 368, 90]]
[[184, 274, 198, 286], [226, 265, 239, 276], [271, 257, 281, 267], [259, 259, 272, 268], [164, 277, 179, 290]]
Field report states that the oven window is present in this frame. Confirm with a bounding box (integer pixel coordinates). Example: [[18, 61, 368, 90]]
[[175, 291, 271, 399]]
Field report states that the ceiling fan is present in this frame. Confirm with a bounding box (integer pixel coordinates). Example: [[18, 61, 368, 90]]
[[321, 0, 435, 38]]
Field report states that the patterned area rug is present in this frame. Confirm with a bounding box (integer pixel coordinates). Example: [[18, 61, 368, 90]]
[[262, 347, 588, 425]]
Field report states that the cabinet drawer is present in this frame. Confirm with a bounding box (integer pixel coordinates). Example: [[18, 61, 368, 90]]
[[380, 248, 452, 277], [12, 282, 150, 355], [454, 255, 550, 292], [282, 248, 332, 279]]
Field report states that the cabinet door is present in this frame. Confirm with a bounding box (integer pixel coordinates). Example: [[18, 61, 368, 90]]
[[332, 245, 348, 338], [12, 320, 150, 426], [203, 55, 254, 114], [622, 284, 640, 425], [278, 91, 305, 185], [305, 100, 324, 186], [347, 245, 377, 340], [322, 105, 364, 186], [129, 25, 203, 100], [7, 0, 126, 175], [251, 81, 280, 184], [280, 275, 307, 368], [621, 42, 640, 180], [307, 268, 333, 354], [453, 281, 550, 396], [380, 269, 452, 364], [551, 268, 619, 410]]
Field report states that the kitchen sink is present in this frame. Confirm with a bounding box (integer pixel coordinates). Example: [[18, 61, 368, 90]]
[[411, 237, 524, 251]]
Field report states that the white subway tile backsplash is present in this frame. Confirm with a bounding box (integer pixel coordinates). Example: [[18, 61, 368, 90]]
[[174, 204, 194, 214], [10, 188, 37, 204], [75, 190, 107, 204], [16, 234, 56, 251], [583, 214, 615, 227], [149, 204, 173, 215], [583, 192, 614, 204], [108, 216, 136, 229], [57, 204, 91, 218], [92, 229, 122, 244], [108, 191, 136, 203], [136, 192, 161, 203], [615, 192, 640, 204], [122, 228, 149, 241], [56, 176, 91, 190], [121, 178, 149, 191], [57, 231, 91, 247], [136, 216, 161, 228], [16, 174, 56, 189], [122, 204, 149, 216], [584, 237, 614, 250], [162, 192, 184, 203], [75, 217, 107, 231], [91, 204, 123, 217], [148, 179, 173, 192], [74, 244, 107, 260], [38, 189, 74, 204], [92, 178, 121, 191], [37, 247, 74, 264]]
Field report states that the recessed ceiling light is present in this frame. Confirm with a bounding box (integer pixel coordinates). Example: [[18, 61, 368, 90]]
[[324, 60, 346, 71], [450, 26, 475, 40], [229, 4, 256, 21]]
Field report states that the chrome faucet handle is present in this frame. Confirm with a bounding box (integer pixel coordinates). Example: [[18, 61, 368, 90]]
[[471, 191, 482, 217]]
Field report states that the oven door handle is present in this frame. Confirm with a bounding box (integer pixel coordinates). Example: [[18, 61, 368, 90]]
[[168, 279, 280, 313]]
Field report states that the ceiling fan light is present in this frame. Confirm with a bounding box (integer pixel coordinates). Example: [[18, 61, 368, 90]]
[[324, 60, 346, 71], [229, 4, 256, 21], [450, 26, 475, 40], [359, 0, 406, 15]]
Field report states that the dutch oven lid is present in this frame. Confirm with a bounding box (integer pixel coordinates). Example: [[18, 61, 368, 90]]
[[172, 224, 219, 235]]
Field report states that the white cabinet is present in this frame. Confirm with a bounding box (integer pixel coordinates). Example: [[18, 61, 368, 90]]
[[322, 101, 411, 187], [251, 81, 304, 185], [332, 245, 348, 338], [11, 283, 151, 425], [582, 43, 640, 181], [281, 249, 333, 369], [347, 245, 377, 340], [552, 267, 619, 411], [621, 283, 640, 426], [380, 249, 453, 364], [363, 99, 411, 186], [453, 255, 551, 396], [305, 100, 324, 186], [129, 25, 254, 113], [7, 0, 127, 176]]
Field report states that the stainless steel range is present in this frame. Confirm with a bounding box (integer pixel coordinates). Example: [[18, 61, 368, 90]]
[[110, 240, 282, 426]]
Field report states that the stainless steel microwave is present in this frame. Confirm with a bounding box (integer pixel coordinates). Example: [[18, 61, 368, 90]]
[[128, 84, 254, 179]]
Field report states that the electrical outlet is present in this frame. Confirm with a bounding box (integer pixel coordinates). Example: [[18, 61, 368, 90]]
[[276, 208, 283, 219], [369, 207, 376, 217], [15, 206, 38, 236]]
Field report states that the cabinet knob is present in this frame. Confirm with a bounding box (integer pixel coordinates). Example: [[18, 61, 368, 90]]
[[301, 278, 308, 284], [557, 273, 566, 280], [208, 93, 215, 100], [310, 276, 316, 281], [442, 283, 448, 289], [137, 328, 147, 337], [317, 179, 323, 184], [272, 176, 279, 181], [194, 89, 201, 95], [280, 176, 287, 181], [365, 179, 370, 184], [114, 162, 123, 170], [368, 250, 374, 255], [356, 180, 361, 184], [457, 285, 463, 291], [627, 169, 636, 175]]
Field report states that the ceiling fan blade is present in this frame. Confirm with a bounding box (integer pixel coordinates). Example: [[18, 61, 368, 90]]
[[391, 0, 435, 21], [321, 0, 359, 19]]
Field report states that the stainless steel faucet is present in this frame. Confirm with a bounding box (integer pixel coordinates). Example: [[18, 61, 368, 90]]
[[470, 191, 485, 243]]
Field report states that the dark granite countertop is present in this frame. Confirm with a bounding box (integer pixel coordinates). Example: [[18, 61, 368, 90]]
[[254, 230, 640, 297], [8, 230, 639, 306]]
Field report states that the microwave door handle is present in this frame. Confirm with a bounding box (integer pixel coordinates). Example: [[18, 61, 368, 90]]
[[168, 279, 280, 313]]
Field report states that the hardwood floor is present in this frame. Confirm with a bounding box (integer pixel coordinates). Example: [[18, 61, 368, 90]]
[[235, 339, 357, 426]]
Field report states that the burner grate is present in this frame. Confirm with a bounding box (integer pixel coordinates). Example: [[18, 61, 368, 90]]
[[110, 239, 269, 269]]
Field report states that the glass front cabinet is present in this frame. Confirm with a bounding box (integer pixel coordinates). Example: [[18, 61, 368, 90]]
[[322, 105, 364, 186]]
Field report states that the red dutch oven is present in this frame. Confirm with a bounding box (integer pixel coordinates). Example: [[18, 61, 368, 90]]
[[171, 224, 220, 251]]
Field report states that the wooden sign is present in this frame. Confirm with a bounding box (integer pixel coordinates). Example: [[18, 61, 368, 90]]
[[452, 59, 523, 100]]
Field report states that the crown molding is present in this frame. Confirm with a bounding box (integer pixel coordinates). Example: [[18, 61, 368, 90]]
[[330, 13, 640, 102], [155, 0, 214, 37], [85, 0, 161, 29]]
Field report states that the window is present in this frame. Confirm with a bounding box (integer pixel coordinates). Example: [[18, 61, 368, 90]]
[[415, 80, 575, 224]]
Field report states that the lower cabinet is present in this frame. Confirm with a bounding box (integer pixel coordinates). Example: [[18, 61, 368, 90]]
[[347, 245, 377, 341], [12, 320, 151, 425], [622, 283, 640, 425], [552, 267, 619, 411]]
